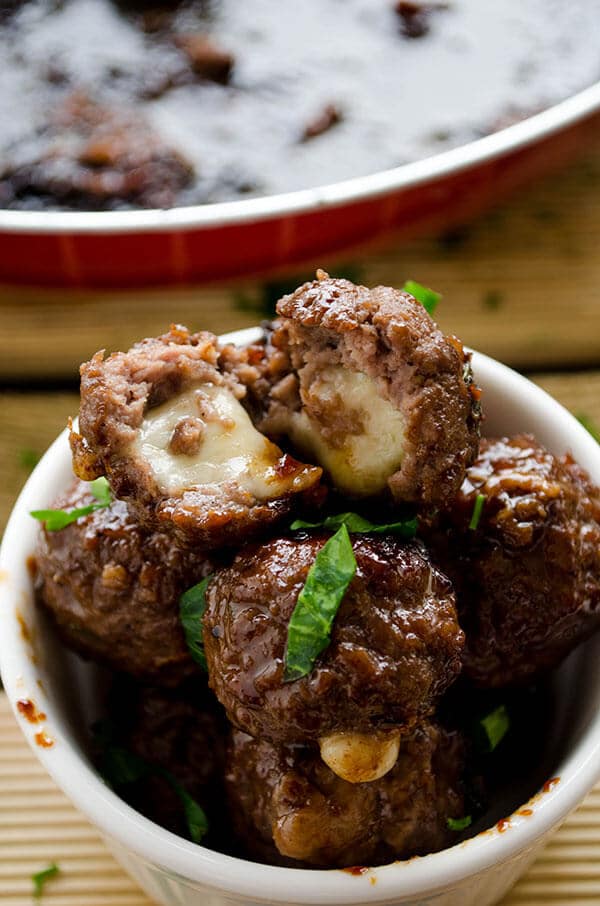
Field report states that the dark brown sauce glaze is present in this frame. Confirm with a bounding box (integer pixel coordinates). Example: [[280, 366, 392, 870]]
[[1, 0, 600, 210]]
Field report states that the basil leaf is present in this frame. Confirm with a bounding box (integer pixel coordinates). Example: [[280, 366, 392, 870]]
[[576, 413, 600, 444], [284, 524, 357, 682], [165, 777, 209, 844], [31, 478, 113, 531], [32, 863, 60, 899], [468, 493, 486, 531], [291, 511, 417, 538], [180, 576, 212, 671], [97, 731, 209, 844], [480, 704, 510, 752], [101, 744, 150, 786], [447, 815, 472, 832], [403, 279, 441, 316]]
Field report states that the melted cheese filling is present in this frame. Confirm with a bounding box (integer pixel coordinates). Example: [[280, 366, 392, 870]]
[[135, 384, 301, 500], [288, 367, 405, 496]]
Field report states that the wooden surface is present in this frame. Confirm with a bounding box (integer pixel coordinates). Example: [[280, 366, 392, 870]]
[[1, 138, 600, 905]]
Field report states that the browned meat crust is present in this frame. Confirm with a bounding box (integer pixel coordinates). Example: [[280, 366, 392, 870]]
[[226, 723, 465, 867], [72, 325, 322, 550], [203, 534, 464, 744], [0, 92, 193, 211], [236, 274, 481, 509], [35, 479, 212, 684], [426, 435, 600, 687], [108, 679, 227, 844]]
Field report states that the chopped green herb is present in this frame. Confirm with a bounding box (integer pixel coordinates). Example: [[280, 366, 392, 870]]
[[284, 524, 357, 682], [291, 511, 417, 538], [447, 815, 472, 832], [32, 863, 60, 899], [180, 576, 212, 671], [30, 477, 113, 531], [96, 731, 209, 844], [480, 704, 510, 752], [468, 494, 486, 531], [482, 290, 504, 311], [89, 476, 112, 505], [167, 778, 209, 844], [576, 413, 600, 444], [403, 280, 441, 316], [19, 448, 40, 472]]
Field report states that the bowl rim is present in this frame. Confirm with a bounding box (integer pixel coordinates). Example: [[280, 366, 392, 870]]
[[2, 334, 600, 904], [1, 81, 600, 236]]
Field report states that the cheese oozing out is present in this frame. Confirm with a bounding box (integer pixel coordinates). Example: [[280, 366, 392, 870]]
[[319, 730, 401, 783], [287, 366, 405, 497], [135, 384, 313, 500]]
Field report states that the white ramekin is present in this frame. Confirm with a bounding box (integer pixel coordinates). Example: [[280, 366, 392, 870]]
[[2, 331, 600, 906]]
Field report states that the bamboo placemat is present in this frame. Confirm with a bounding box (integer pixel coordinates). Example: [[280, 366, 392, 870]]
[[1, 695, 600, 905]]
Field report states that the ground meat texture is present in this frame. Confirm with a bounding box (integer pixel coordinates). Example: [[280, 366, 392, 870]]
[[247, 273, 480, 509], [35, 479, 212, 684], [72, 325, 322, 550], [0, 92, 193, 211], [226, 723, 465, 868], [107, 678, 227, 845], [203, 535, 464, 745], [427, 435, 600, 687]]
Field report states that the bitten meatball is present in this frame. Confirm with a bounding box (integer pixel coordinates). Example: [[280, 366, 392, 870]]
[[238, 271, 480, 508], [204, 535, 464, 755], [226, 722, 466, 868], [428, 435, 600, 687], [71, 325, 322, 549], [35, 479, 211, 684], [106, 678, 227, 845]]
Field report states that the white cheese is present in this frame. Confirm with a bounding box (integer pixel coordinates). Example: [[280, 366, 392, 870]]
[[135, 384, 304, 500], [288, 367, 405, 496]]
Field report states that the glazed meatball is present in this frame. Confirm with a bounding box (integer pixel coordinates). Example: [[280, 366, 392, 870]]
[[427, 435, 600, 687], [226, 722, 466, 868], [204, 535, 464, 752], [71, 325, 322, 549], [238, 271, 480, 508], [106, 678, 227, 845], [35, 479, 211, 684]]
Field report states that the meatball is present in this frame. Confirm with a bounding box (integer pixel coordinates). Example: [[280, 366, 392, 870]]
[[238, 271, 480, 508], [35, 479, 211, 684], [106, 678, 227, 845], [204, 534, 464, 748], [226, 722, 466, 868], [71, 325, 322, 549], [427, 435, 600, 687]]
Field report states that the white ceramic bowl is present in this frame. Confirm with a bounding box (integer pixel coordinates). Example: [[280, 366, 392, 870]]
[[2, 330, 600, 906]]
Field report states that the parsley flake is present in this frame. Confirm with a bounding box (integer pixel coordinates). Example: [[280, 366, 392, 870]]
[[468, 493, 486, 531], [480, 704, 510, 752], [32, 863, 59, 899], [31, 477, 112, 531], [576, 413, 600, 444], [291, 511, 417, 538], [447, 815, 472, 832], [403, 280, 441, 316]]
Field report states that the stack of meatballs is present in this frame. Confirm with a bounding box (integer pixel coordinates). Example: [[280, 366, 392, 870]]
[[35, 271, 600, 868]]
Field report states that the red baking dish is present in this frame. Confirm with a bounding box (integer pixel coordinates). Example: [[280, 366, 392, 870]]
[[1, 83, 600, 289]]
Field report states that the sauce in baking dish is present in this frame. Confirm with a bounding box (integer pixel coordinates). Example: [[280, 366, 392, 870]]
[[1, 0, 600, 211]]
